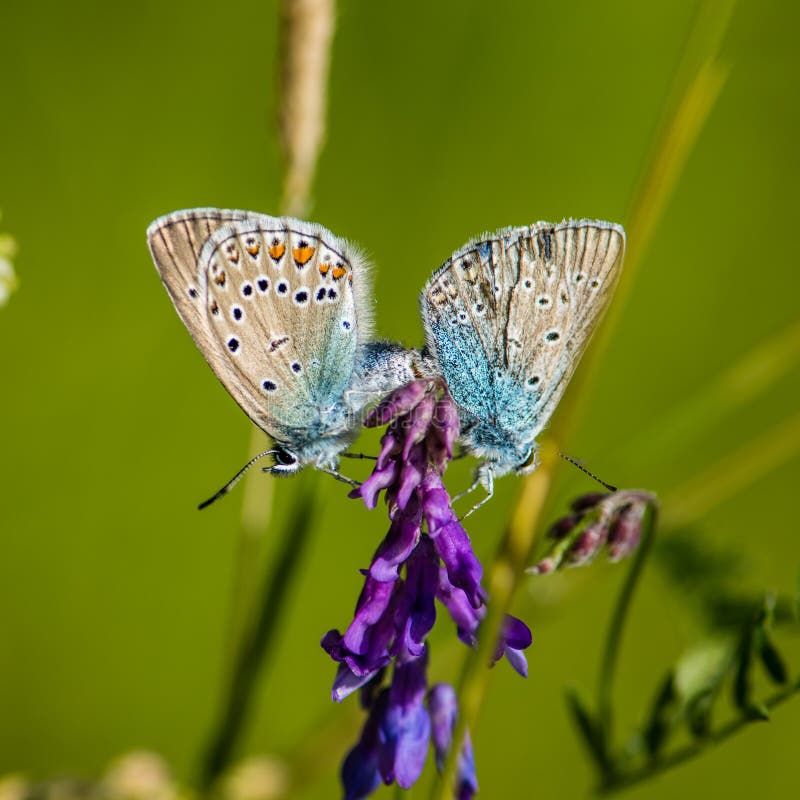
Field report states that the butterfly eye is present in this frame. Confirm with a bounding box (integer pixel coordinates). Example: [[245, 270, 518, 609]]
[[274, 449, 298, 467], [515, 447, 537, 475]]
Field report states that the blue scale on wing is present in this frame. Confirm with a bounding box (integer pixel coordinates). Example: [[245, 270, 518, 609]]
[[422, 251, 496, 424]]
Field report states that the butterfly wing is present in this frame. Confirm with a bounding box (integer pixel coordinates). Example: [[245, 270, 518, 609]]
[[148, 209, 371, 445], [148, 208, 261, 362], [421, 220, 624, 445]]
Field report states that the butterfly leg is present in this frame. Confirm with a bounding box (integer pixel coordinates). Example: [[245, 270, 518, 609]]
[[341, 452, 378, 461], [453, 474, 481, 503], [459, 465, 494, 520], [318, 466, 361, 488]]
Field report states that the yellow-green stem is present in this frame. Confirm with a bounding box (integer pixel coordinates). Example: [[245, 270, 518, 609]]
[[610, 317, 800, 470], [433, 444, 558, 800], [662, 409, 800, 531]]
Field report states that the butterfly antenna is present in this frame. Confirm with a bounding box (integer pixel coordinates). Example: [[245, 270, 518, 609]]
[[558, 452, 618, 492], [341, 452, 378, 461], [198, 449, 277, 510]]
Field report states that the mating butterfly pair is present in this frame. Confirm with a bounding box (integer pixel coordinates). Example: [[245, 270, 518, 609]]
[[147, 209, 624, 506]]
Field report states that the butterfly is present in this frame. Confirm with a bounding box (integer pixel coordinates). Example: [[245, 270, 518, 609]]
[[419, 219, 625, 509], [147, 208, 418, 504]]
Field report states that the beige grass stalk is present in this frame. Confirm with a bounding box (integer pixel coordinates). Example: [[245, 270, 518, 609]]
[[205, 0, 337, 787], [226, 0, 336, 655], [662, 408, 800, 531], [613, 317, 800, 469]]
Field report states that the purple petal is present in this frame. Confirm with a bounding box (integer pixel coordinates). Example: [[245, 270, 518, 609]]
[[344, 578, 397, 650], [547, 512, 582, 540], [401, 392, 436, 460], [342, 742, 382, 800], [430, 519, 485, 609], [332, 662, 379, 703], [503, 646, 529, 678], [396, 444, 427, 510], [427, 392, 460, 472], [395, 538, 438, 658], [491, 615, 533, 676], [503, 615, 533, 650], [370, 496, 422, 581], [436, 565, 484, 644], [341, 690, 388, 799], [353, 460, 400, 509], [375, 429, 401, 471], [432, 392, 459, 456], [378, 655, 431, 788], [567, 521, 607, 566], [322, 627, 391, 681], [364, 381, 430, 428], [607, 503, 645, 562], [427, 684, 478, 798], [418, 472, 485, 608], [419, 469, 456, 531], [427, 683, 458, 769], [326, 577, 401, 678], [455, 731, 478, 800]]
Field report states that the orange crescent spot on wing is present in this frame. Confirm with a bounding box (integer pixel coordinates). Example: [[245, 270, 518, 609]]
[[246, 244, 260, 256], [319, 262, 331, 276], [332, 265, 347, 280], [268, 243, 285, 261], [293, 245, 315, 266]]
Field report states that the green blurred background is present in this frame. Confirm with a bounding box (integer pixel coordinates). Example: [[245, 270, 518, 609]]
[[1, 0, 798, 797]]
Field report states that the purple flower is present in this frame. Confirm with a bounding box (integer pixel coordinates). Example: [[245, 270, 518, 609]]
[[428, 684, 478, 800], [420, 470, 486, 609], [528, 490, 656, 574], [379, 654, 431, 788], [341, 690, 385, 800], [493, 615, 534, 678], [341, 657, 432, 797], [327, 381, 533, 798]]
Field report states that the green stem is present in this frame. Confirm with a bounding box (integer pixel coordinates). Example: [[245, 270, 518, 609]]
[[200, 475, 319, 788], [596, 504, 659, 742], [607, 317, 800, 472], [661, 408, 800, 530], [598, 679, 800, 795], [432, 445, 558, 800]]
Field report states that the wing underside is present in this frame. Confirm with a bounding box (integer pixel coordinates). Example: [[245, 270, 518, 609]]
[[148, 209, 368, 444], [421, 220, 625, 439]]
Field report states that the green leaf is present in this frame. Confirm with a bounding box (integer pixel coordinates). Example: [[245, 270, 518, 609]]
[[564, 687, 611, 775], [686, 689, 713, 738], [746, 702, 771, 721], [757, 634, 788, 685], [643, 671, 677, 757], [732, 628, 754, 712]]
